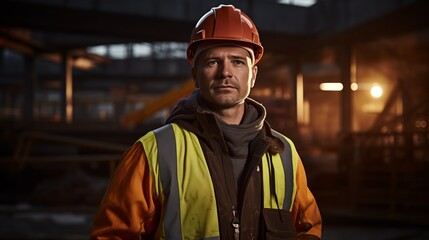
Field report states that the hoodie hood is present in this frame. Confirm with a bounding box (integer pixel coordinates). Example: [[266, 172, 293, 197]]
[[165, 90, 208, 136], [166, 89, 266, 135], [165, 89, 285, 155]]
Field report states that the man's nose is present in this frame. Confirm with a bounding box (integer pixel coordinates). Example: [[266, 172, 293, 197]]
[[217, 62, 233, 79]]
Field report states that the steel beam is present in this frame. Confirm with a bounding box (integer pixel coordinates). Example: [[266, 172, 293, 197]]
[[122, 79, 195, 126]]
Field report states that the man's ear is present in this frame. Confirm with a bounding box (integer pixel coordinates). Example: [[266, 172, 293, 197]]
[[191, 67, 199, 88], [250, 65, 258, 88]]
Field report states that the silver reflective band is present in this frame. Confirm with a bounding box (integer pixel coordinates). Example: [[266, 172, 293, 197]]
[[154, 124, 182, 239], [154, 124, 221, 240], [271, 130, 293, 210]]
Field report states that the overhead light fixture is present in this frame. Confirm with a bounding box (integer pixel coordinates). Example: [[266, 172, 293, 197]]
[[277, 0, 317, 7], [73, 57, 95, 70], [320, 82, 343, 91], [370, 85, 383, 98]]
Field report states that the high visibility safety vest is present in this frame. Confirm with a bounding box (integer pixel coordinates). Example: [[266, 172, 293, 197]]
[[139, 123, 298, 239]]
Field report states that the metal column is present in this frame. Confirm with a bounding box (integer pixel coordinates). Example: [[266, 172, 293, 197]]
[[289, 57, 299, 128], [60, 52, 73, 123], [338, 43, 354, 206], [339, 44, 352, 135]]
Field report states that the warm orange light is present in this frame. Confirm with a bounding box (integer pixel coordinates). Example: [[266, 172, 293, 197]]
[[73, 57, 95, 70], [320, 82, 343, 91], [297, 74, 304, 124], [370, 85, 383, 98]]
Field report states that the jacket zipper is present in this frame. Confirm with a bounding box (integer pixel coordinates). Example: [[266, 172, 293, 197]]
[[210, 121, 241, 239], [232, 207, 240, 240], [236, 137, 269, 238]]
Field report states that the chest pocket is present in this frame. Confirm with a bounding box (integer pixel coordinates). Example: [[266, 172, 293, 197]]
[[263, 208, 297, 240]]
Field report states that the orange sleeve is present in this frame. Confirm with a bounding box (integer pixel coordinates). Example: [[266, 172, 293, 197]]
[[292, 155, 322, 239], [90, 142, 160, 240]]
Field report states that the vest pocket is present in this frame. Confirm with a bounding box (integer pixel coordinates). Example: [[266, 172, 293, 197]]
[[263, 208, 297, 240]]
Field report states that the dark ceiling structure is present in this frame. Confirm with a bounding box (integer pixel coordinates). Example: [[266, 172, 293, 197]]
[[1, 0, 428, 54], [0, 0, 428, 132]]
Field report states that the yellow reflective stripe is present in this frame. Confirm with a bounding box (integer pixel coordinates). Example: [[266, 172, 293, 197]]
[[263, 130, 298, 212], [139, 129, 168, 238], [262, 153, 285, 209], [262, 155, 270, 208], [141, 124, 220, 239], [139, 131, 162, 197], [275, 154, 286, 209], [171, 124, 220, 239], [284, 137, 298, 212]]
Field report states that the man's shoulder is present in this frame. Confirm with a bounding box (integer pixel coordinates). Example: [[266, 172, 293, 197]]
[[269, 128, 296, 149]]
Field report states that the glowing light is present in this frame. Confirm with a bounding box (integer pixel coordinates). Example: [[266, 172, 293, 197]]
[[297, 74, 304, 124], [415, 120, 427, 128], [277, 0, 317, 7], [320, 82, 343, 91], [370, 85, 383, 98], [88, 45, 107, 56], [73, 58, 95, 70], [350, 83, 358, 91]]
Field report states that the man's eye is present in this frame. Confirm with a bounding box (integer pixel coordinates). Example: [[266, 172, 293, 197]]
[[206, 60, 218, 66], [233, 60, 244, 66]]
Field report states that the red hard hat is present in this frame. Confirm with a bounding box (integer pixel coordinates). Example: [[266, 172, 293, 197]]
[[186, 5, 264, 65]]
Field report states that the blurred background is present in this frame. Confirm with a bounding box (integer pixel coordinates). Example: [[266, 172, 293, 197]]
[[0, 0, 429, 239]]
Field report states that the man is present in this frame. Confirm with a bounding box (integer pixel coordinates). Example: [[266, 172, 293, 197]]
[[90, 4, 322, 240]]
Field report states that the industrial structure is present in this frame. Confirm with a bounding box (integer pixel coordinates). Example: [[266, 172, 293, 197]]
[[0, 0, 428, 238]]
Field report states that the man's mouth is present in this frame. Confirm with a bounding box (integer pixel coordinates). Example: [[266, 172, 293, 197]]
[[214, 84, 235, 90]]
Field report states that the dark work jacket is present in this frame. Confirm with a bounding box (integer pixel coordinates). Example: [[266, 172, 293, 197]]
[[166, 91, 295, 239]]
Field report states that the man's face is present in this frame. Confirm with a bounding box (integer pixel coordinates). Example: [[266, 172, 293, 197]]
[[192, 46, 258, 110]]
